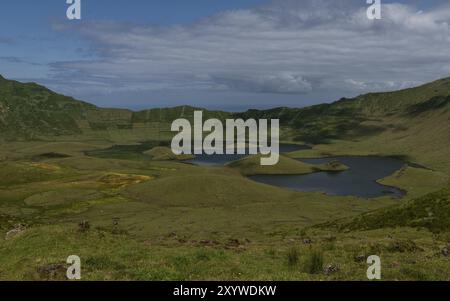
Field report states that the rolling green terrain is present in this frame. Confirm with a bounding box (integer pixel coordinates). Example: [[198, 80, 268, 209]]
[[0, 75, 449, 280]]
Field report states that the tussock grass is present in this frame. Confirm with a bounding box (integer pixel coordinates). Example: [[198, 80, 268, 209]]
[[304, 250, 324, 274]]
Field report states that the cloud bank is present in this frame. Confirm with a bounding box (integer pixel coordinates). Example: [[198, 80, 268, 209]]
[[47, 0, 450, 107]]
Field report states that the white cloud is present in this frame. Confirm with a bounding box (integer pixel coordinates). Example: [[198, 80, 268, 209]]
[[211, 73, 313, 94], [48, 0, 450, 104]]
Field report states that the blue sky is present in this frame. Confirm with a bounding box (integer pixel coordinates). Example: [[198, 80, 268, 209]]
[[0, 1, 269, 77], [1, 0, 450, 111]]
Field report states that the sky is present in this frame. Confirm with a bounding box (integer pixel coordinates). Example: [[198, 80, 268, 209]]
[[1, 0, 450, 111]]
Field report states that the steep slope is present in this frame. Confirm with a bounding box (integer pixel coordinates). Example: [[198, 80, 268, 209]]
[[0, 75, 96, 138], [0, 75, 229, 140], [237, 77, 450, 143]]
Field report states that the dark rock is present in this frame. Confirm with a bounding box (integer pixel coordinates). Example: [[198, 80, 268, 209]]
[[5, 223, 26, 240], [354, 255, 366, 263], [199, 240, 219, 246], [324, 264, 340, 275], [227, 239, 240, 246], [37, 263, 66, 280], [78, 220, 90, 232], [225, 239, 246, 251], [387, 239, 422, 253]]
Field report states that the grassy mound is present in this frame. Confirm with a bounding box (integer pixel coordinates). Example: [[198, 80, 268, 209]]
[[144, 146, 194, 161], [226, 154, 348, 176]]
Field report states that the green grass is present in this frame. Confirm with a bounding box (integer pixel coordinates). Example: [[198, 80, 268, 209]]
[[0, 223, 448, 280], [1, 75, 450, 280], [305, 250, 324, 274], [320, 186, 450, 233], [144, 146, 195, 161], [0, 136, 448, 280], [379, 166, 450, 198], [0, 139, 449, 280]]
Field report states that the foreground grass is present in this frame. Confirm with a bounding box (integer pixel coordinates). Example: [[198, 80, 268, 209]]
[[0, 224, 448, 281]]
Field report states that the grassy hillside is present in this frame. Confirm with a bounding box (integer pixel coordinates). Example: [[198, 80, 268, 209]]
[[273, 79, 450, 173], [237, 77, 450, 139], [0, 76, 95, 138], [0, 75, 229, 141], [320, 185, 450, 233]]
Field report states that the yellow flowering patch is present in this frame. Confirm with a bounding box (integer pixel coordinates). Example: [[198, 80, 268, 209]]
[[28, 162, 61, 172], [98, 173, 154, 188]]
